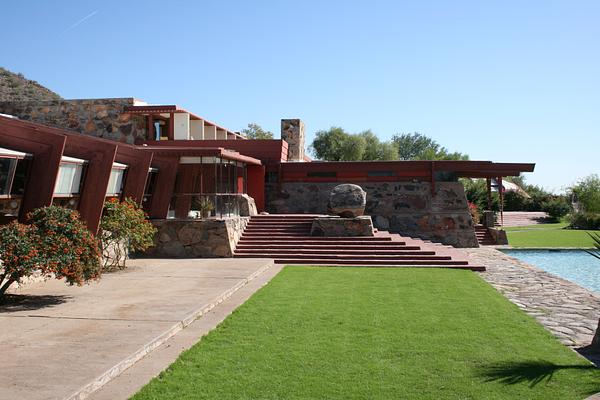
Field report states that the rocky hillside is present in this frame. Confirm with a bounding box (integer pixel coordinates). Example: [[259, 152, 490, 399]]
[[0, 67, 61, 102]]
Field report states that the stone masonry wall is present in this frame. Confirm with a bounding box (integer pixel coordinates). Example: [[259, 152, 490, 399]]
[[266, 181, 478, 247], [144, 217, 249, 258], [0, 98, 148, 144], [281, 119, 305, 161]]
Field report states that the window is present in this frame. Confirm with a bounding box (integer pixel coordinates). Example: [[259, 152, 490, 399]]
[[10, 159, 31, 196], [106, 163, 127, 196], [367, 171, 395, 177], [0, 158, 13, 196], [54, 162, 85, 196]]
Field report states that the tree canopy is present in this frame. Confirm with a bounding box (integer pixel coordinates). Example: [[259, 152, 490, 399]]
[[310, 128, 468, 162], [391, 132, 469, 161], [311, 127, 398, 161], [241, 123, 274, 139]]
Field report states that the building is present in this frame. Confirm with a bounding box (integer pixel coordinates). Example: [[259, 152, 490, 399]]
[[0, 98, 534, 252]]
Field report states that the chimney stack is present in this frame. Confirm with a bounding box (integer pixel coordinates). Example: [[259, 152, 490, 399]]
[[281, 119, 305, 161]]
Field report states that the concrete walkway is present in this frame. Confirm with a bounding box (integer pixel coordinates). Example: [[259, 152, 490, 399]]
[[0, 258, 274, 400]]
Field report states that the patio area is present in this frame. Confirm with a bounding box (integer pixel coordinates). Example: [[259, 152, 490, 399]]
[[0, 257, 274, 400]]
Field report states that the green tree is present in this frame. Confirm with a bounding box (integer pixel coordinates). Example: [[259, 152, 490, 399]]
[[571, 174, 600, 213], [391, 132, 469, 161], [241, 123, 274, 139], [311, 127, 397, 161], [359, 130, 399, 161], [311, 127, 350, 161]]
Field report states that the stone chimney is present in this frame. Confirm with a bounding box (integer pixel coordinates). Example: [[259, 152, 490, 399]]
[[281, 119, 305, 161]]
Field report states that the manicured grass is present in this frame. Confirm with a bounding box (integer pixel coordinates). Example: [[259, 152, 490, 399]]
[[132, 267, 600, 400], [505, 223, 599, 247]]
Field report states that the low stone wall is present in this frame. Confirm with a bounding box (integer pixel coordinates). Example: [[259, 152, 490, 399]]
[[143, 217, 249, 258], [311, 216, 374, 237], [266, 181, 478, 247], [488, 228, 509, 245], [0, 98, 148, 144]]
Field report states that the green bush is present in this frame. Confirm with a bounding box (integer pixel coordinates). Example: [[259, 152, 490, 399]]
[[0, 206, 101, 300], [100, 198, 157, 271], [568, 212, 600, 230], [0, 222, 43, 297], [571, 174, 600, 213], [28, 206, 102, 285], [541, 197, 571, 222]]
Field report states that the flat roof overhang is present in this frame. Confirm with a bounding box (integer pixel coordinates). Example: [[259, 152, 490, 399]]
[[123, 105, 245, 139], [280, 160, 535, 178], [140, 146, 262, 166]]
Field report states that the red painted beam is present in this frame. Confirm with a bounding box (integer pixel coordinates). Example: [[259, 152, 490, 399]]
[[63, 135, 118, 233], [147, 155, 179, 219], [116, 146, 153, 204], [0, 116, 66, 220]]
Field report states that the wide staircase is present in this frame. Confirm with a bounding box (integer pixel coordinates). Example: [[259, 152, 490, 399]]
[[474, 225, 496, 246], [234, 214, 484, 271]]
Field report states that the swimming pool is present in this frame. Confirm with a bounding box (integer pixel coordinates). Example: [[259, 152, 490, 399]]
[[501, 249, 600, 293]]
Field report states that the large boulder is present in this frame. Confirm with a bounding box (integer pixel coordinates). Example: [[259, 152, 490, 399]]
[[328, 184, 367, 217]]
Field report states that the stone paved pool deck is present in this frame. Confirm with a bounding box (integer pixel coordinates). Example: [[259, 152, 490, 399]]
[[466, 247, 600, 360]]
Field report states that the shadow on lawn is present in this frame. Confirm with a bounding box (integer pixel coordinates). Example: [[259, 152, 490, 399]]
[[0, 294, 71, 312], [480, 360, 599, 390]]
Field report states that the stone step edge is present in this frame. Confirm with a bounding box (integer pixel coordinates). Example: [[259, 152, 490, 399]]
[[65, 260, 275, 400], [277, 262, 486, 271]]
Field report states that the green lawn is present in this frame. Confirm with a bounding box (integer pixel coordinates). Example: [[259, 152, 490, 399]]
[[132, 267, 599, 400], [505, 223, 598, 247]]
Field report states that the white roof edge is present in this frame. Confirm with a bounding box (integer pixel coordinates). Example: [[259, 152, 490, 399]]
[[61, 156, 87, 164], [0, 147, 29, 157]]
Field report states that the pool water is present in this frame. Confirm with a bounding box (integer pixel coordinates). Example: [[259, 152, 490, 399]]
[[501, 249, 600, 293]]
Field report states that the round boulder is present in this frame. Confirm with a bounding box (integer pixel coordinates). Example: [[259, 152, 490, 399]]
[[328, 184, 367, 217]]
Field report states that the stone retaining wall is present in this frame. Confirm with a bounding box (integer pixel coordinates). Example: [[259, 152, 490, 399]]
[[143, 217, 249, 258], [0, 98, 148, 144], [266, 181, 478, 247]]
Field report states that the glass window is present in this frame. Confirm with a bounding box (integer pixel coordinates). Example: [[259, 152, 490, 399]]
[[54, 163, 84, 196], [10, 159, 31, 196], [0, 158, 13, 195], [106, 168, 126, 196], [367, 171, 395, 177]]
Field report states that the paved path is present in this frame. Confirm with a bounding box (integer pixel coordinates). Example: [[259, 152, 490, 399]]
[[0, 258, 274, 400], [466, 247, 600, 353], [498, 211, 550, 227]]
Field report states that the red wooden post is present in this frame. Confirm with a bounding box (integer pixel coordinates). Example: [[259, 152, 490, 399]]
[[147, 156, 179, 219], [247, 165, 265, 212]]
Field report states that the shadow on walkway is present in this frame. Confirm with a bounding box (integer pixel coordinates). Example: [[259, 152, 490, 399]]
[[479, 360, 600, 392], [0, 294, 71, 312]]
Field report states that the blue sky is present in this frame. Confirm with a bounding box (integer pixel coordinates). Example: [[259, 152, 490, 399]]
[[1, 1, 598, 192]]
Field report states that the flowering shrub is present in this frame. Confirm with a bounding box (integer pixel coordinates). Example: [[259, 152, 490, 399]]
[[0, 222, 43, 297], [0, 206, 101, 300], [28, 206, 102, 286], [99, 198, 157, 271], [468, 201, 480, 224]]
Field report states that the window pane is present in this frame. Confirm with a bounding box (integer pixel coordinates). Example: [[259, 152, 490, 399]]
[[54, 163, 83, 195], [10, 159, 30, 196], [0, 158, 13, 195], [106, 168, 125, 195]]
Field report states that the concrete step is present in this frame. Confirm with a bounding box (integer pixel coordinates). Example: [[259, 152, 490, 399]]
[[271, 258, 470, 266], [235, 253, 452, 260], [239, 235, 394, 241], [234, 247, 432, 254], [235, 243, 420, 250], [276, 260, 485, 271]]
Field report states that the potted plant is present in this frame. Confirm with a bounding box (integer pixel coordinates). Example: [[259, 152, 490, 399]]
[[193, 197, 214, 219]]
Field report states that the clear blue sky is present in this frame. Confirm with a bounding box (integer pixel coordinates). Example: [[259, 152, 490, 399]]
[[2, 1, 598, 192]]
